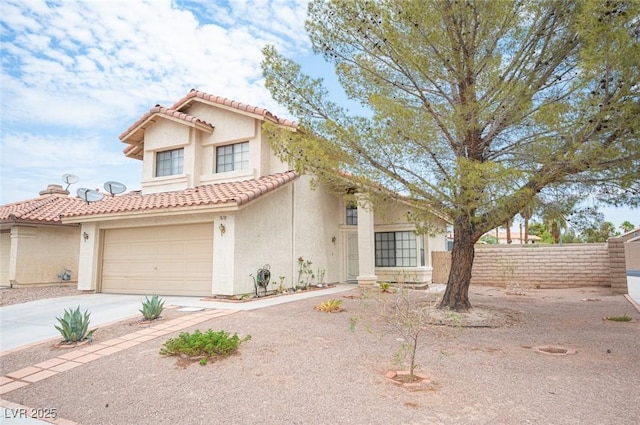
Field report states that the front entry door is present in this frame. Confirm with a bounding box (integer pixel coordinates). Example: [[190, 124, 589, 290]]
[[346, 232, 359, 282]]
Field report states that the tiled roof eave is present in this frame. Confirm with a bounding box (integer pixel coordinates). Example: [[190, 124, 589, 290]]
[[171, 90, 298, 130], [120, 107, 214, 144], [61, 201, 242, 224], [1, 217, 79, 227], [60, 171, 299, 222]]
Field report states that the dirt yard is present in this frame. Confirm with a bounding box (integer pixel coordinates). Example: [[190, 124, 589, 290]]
[[2, 285, 639, 424]]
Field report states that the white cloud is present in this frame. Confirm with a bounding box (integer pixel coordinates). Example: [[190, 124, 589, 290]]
[[0, 131, 141, 204], [1, 0, 310, 129], [0, 0, 311, 204]]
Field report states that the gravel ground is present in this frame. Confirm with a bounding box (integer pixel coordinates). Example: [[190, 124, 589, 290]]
[[2, 285, 639, 425], [0, 285, 86, 307]]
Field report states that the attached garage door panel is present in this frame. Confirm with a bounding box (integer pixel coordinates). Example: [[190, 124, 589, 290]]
[[102, 223, 213, 296]]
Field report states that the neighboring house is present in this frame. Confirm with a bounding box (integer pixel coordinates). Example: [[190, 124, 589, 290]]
[[60, 89, 448, 297], [0, 185, 83, 287], [621, 227, 640, 271]]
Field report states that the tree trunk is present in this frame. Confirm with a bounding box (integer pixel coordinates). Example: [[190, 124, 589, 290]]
[[506, 219, 512, 244], [439, 220, 475, 311]]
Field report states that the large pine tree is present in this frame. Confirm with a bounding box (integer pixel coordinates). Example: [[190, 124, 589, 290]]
[[262, 0, 640, 310]]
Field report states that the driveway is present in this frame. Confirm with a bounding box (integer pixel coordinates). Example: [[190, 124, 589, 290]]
[[627, 270, 640, 307], [0, 286, 355, 353]]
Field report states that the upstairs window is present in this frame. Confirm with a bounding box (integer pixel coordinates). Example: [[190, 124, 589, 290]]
[[216, 141, 249, 173], [346, 205, 358, 225], [375, 231, 417, 267], [156, 148, 184, 177]]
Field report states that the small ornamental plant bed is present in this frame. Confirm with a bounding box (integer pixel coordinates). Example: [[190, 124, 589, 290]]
[[205, 284, 337, 302], [160, 329, 251, 366]]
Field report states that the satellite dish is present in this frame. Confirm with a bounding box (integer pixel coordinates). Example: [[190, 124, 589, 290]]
[[104, 181, 127, 197], [77, 188, 104, 204], [62, 174, 79, 190]]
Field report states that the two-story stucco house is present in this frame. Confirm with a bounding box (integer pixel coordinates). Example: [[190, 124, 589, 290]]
[[61, 89, 448, 297]]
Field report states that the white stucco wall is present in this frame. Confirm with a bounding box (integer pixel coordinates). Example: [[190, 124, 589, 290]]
[[231, 176, 341, 295], [234, 185, 295, 294], [291, 176, 341, 285]]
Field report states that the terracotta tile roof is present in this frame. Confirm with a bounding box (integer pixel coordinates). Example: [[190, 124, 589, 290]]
[[62, 171, 298, 219], [171, 89, 298, 128], [0, 194, 85, 225]]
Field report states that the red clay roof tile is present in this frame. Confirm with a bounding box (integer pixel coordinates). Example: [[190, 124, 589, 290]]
[[119, 105, 214, 144], [62, 171, 298, 219], [0, 194, 85, 225]]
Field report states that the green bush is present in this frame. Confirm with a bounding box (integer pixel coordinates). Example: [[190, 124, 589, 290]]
[[160, 329, 251, 361], [140, 295, 165, 320], [54, 306, 97, 343], [606, 314, 632, 322]]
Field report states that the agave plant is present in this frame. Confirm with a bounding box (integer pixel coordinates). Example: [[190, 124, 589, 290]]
[[54, 306, 96, 343], [140, 295, 165, 321]]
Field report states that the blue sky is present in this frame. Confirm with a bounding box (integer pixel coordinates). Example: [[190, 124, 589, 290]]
[[0, 0, 636, 230]]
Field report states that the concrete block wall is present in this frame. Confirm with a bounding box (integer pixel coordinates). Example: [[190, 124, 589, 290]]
[[433, 236, 637, 292], [470, 244, 611, 289]]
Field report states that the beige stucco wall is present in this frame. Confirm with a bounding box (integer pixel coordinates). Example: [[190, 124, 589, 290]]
[[7, 225, 80, 286], [0, 231, 10, 286], [625, 239, 639, 270]]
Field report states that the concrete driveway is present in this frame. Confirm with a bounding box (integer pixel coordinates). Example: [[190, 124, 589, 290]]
[[0, 286, 355, 353]]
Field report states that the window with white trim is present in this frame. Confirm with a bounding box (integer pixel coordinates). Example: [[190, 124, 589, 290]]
[[216, 141, 249, 173], [155, 148, 184, 177], [375, 231, 417, 267]]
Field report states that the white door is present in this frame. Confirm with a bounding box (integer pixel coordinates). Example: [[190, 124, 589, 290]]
[[346, 232, 359, 281], [101, 223, 213, 296]]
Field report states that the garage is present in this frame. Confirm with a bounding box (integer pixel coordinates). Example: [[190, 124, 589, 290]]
[[101, 223, 213, 296]]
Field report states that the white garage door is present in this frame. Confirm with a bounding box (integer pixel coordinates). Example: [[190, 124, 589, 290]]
[[101, 223, 213, 296], [0, 231, 11, 286]]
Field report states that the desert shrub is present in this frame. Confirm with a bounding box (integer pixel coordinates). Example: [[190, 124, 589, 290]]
[[54, 306, 97, 343], [606, 314, 632, 322], [140, 295, 165, 320], [314, 299, 344, 313], [160, 329, 251, 361]]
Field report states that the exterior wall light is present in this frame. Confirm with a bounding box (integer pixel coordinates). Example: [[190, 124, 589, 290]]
[[219, 223, 226, 236], [83, 232, 89, 242]]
